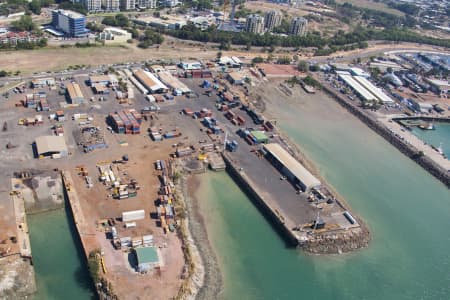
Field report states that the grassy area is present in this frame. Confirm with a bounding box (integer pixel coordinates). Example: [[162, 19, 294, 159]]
[[335, 0, 405, 16], [0, 42, 216, 75]]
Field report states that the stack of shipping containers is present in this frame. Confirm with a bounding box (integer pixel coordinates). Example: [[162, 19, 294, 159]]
[[109, 110, 141, 134]]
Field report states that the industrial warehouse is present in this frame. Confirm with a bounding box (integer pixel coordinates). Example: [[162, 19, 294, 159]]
[[337, 71, 394, 104], [157, 71, 191, 95], [66, 82, 85, 104], [35, 135, 68, 158], [133, 69, 168, 94], [263, 143, 321, 192]]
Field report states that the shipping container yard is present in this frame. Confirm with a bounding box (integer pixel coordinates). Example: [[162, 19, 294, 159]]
[[0, 58, 367, 299]]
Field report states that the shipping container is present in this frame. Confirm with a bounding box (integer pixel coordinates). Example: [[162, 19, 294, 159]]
[[124, 222, 136, 228], [142, 235, 153, 245]]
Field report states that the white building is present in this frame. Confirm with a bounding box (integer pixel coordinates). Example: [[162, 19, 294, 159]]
[[102, 0, 120, 11], [83, 0, 102, 12], [290, 17, 307, 36], [179, 61, 202, 70], [137, 0, 157, 8], [264, 10, 282, 32], [98, 27, 132, 44], [35, 136, 68, 159], [263, 143, 321, 192], [245, 14, 264, 34]]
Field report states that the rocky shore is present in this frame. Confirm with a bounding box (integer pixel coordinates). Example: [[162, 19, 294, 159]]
[[179, 174, 223, 300]]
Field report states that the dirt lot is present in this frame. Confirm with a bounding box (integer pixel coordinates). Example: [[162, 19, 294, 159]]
[[0, 41, 215, 75]]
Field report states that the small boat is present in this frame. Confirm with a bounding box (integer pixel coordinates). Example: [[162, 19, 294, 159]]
[[418, 122, 435, 130], [437, 143, 444, 156]]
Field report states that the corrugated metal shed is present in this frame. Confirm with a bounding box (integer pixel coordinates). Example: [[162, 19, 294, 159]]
[[66, 82, 84, 104], [158, 71, 191, 93], [133, 69, 168, 93], [35, 136, 68, 157], [264, 143, 321, 191], [339, 74, 376, 102], [353, 76, 394, 103]]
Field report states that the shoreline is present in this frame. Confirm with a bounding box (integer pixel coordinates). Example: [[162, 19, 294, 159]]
[[318, 81, 450, 188], [179, 173, 224, 300]]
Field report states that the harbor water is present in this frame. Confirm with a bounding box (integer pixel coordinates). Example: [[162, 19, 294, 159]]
[[28, 208, 95, 300], [195, 93, 450, 300], [411, 122, 450, 158]]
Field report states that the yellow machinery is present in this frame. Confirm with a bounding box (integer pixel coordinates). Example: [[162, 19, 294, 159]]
[[198, 153, 208, 161]]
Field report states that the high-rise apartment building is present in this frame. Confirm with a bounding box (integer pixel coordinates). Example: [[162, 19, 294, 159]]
[[264, 10, 282, 32], [245, 14, 264, 34], [82, 0, 102, 12], [137, 0, 157, 9], [289, 17, 308, 36], [102, 0, 120, 12]]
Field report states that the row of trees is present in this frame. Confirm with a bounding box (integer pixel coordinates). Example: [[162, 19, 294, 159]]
[[137, 29, 164, 48], [0, 39, 47, 50], [167, 23, 450, 55], [102, 14, 130, 28], [99, 13, 163, 47], [0, 0, 54, 16], [10, 15, 37, 31]]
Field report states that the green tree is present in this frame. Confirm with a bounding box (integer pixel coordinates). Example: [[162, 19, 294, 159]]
[[115, 14, 129, 27], [297, 61, 308, 72], [277, 56, 291, 64], [11, 15, 36, 31], [252, 56, 264, 64], [29, 0, 41, 14], [102, 16, 117, 26]]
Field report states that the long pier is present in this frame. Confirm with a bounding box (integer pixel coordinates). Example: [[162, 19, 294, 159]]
[[222, 153, 304, 247], [320, 82, 450, 188], [61, 171, 97, 258]]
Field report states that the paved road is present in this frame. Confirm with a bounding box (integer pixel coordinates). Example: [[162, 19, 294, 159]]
[[378, 116, 450, 171]]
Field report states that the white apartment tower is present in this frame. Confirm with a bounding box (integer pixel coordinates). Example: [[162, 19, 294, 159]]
[[82, 0, 102, 12], [245, 14, 264, 34], [137, 0, 157, 8], [264, 10, 282, 32], [102, 0, 120, 11], [289, 17, 308, 36]]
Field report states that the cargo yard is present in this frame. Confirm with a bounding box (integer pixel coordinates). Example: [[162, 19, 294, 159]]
[[0, 57, 369, 299]]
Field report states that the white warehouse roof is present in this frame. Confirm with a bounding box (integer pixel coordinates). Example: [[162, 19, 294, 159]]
[[339, 74, 376, 101], [35, 136, 68, 156], [264, 143, 321, 190], [133, 69, 168, 92], [353, 76, 394, 103], [158, 71, 191, 93]]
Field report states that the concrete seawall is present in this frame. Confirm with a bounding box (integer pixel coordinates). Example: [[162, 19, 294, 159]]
[[222, 153, 300, 247], [321, 84, 450, 188], [61, 171, 97, 260]]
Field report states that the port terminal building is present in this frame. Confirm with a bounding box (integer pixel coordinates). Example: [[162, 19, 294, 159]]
[[263, 143, 321, 192]]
